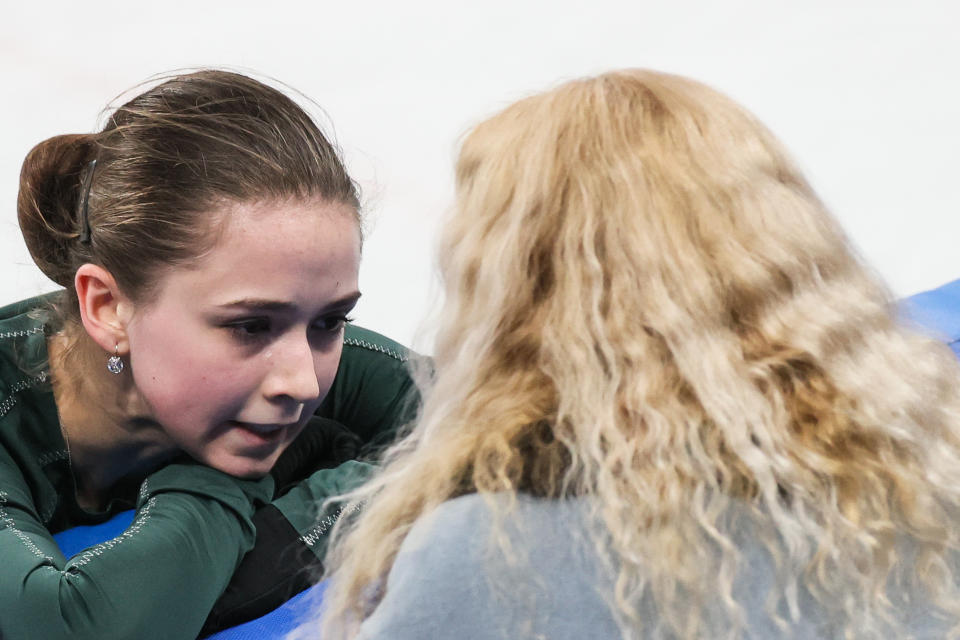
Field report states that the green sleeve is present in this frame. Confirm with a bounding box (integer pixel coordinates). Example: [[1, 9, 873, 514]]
[[0, 451, 273, 640], [271, 459, 375, 561]]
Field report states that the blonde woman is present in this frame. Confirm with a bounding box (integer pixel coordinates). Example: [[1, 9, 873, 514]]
[[304, 70, 960, 639]]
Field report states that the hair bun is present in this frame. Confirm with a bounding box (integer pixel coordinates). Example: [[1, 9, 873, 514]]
[[17, 134, 96, 287]]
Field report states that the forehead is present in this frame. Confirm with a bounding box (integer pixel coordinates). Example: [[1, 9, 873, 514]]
[[152, 199, 361, 307]]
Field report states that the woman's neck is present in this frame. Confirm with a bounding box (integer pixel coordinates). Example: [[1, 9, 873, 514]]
[[47, 329, 179, 510]]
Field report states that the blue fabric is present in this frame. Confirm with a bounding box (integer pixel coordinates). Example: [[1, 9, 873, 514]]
[[52, 510, 135, 558], [205, 583, 326, 640], [52, 510, 326, 639], [901, 278, 960, 356]]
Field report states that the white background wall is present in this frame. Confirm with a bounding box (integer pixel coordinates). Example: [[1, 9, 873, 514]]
[[3, 0, 958, 351]]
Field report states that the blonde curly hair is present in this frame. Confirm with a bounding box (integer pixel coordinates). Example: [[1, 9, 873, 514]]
[[308, 69, 960, 638]]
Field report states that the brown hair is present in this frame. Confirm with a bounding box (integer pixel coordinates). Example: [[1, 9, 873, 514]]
[[17, 69, 359, 318]]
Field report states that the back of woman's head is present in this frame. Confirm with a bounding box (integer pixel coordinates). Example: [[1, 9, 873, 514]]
[[441, 68, 960, 496], [18, 70, 358, 316], [319, 70, 960, 639], [445, 69, 867, 399], [440, 69, 960, 630]]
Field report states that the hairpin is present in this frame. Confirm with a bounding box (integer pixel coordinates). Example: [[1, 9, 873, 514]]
[[78, 158, 97, 244]]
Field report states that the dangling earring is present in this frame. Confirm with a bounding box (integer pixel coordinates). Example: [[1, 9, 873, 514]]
[[107, 345, 124, 375]]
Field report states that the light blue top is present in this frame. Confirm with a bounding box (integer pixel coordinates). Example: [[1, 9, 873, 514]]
[[354, 493, 954, 639]]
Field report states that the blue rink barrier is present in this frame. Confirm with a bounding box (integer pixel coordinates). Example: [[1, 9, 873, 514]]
[[899, 278, 960, 357], [50, 277, 960, 638]]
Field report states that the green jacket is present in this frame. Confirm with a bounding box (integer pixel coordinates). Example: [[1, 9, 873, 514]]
[[0, 294, 417, 640]]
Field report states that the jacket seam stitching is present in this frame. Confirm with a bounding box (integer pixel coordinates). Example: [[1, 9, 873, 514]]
[[0, 324, 48, 419], [300, 502, 362, 548], [0, 489, 56, 563], [65, 484, 156, 571], [0, 371, 49, 420], [0, 327, 45, 340], [343, 337, 408, 362]]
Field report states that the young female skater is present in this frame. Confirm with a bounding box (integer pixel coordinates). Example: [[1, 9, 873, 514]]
[[311, 70, 960, 639], [0, 70, 415, 639]]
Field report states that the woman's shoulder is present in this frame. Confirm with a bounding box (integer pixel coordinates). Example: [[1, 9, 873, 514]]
[[0, 293, 58, 369], [0, 292, 60, 324], [0, 295, 54, 402], [389, 495, 956, 639], [395, 493, 602, 586], [362, 493, 621, 640], [410, 492, 591, 537]]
